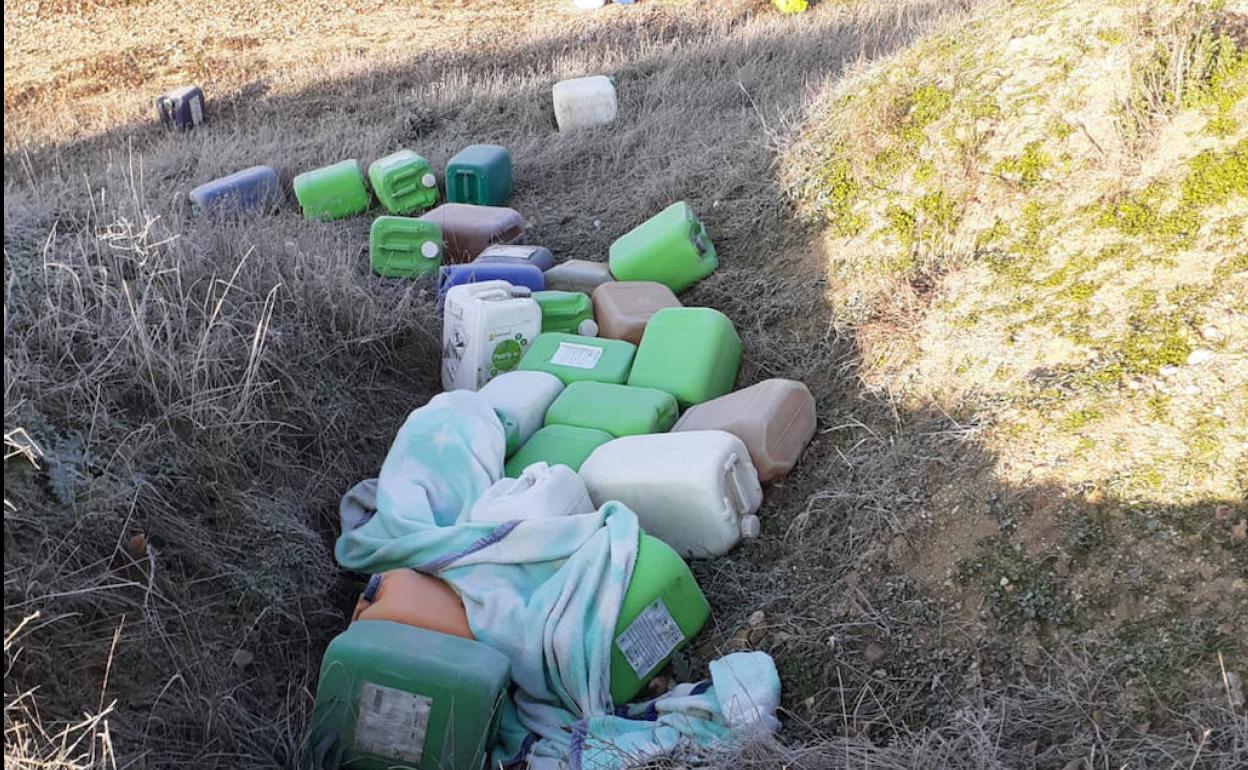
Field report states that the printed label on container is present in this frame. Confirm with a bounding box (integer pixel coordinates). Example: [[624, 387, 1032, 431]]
[[483, 245, 533, 259], [550, 342, 603, 370], [615, 599, 685, 677], [355, 682, 431, 763]]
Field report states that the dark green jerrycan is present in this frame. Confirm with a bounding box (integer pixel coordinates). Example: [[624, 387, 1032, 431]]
[[445, 144, 512, 206]]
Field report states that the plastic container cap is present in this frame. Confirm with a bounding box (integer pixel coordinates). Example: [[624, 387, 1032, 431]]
[[740, 514, 761, 539], [421, 241, 440, 259], [577, 319, 599, 337], [422, 173, 437, 188]]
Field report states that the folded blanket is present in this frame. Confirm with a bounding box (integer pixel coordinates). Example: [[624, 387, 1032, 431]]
[[336, 390, 780, 769]]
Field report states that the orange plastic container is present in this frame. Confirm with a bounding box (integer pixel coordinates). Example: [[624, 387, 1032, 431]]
[[352, 569, 473, 640]]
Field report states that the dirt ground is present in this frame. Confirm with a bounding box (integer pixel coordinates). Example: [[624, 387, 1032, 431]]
[[4, 0, 1246, 768]]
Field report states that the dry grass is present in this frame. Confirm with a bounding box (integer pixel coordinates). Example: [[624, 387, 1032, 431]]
[[4, 0, 1246, 768]]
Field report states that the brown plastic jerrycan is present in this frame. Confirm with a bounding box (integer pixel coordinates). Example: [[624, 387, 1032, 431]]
[[418, 203, 524, 263], [672, 378, 816, 484], [592, 280, 682, 345], [351, 568, 473, 639]]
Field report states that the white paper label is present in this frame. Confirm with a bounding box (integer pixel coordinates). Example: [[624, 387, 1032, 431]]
[[483, 245, 533, 259], [355, 682, 431, 763], [550, 342, 602, 370], [615, 599, 685, 677], [189, 96, 204, 125]]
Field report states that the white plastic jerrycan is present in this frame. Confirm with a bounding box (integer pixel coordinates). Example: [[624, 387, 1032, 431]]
[[552, 76, 618, 132], [442, 281, 542, 392], [468, 462, 594, 523], [479, 371, 565, 457], [579, 430, 763, 558]]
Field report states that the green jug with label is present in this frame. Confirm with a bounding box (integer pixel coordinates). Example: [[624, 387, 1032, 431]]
[[610, 533, 711, 704], [308, 620, 510, 770], [518, 333, 636, 386]]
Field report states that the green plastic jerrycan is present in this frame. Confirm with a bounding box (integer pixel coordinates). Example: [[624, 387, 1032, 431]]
[[445, 144, 512, 207], [610, 533, 711, 704], [293, 159, 370, 221], [627, 307, 741, 407], [309, 620, 510, 770], [370, 216, 443, 278], [504, 424, 612, 477], [368, 150, 439, 215], [607, 202, 717, 294], [533, 291, 596, 335], [518, 333, 636, 386], [544, 381, 678, 438]]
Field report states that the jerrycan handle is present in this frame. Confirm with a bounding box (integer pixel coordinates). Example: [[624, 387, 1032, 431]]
[[454, 169, 478, 202], [722, 453, 751, 516]]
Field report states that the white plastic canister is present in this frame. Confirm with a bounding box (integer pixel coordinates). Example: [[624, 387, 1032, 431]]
[[442, 281, 542, 391], [468, 462, 595, 523], [579, 430, 763, 558], [478, 371, 565, 456], [552, 76, 618, 132]]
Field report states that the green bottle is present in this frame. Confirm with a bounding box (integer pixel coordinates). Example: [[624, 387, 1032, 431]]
[[293, 160, 369, 221], [607, 202, 717, 293], [309, 621, 510, 770], [627, 307, 741, 407], [544, 381, 678, 438], [370, 216, 443, 278], [445, 144, 512, 206], [504, 424, 613, 477], [368, 150, 439, 215], [518, 333, 636, 386], [610, 533, 711, 704], [533, 290, 596, 335]]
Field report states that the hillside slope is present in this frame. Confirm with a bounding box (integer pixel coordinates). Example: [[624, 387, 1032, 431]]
[[787, 0, 1246, 677]]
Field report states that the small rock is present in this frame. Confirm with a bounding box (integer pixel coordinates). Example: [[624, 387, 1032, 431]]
[[1159, 365, 1180, 378], [863, 642, 887, 664], [1000, 576, 1011, 587], [1186, 349, 1214, 366], [1214, 504, 1232, 521], [592, 219, 601, 230], [803, 696, 815, 710], [230, 649, 254, 668], [127, 533, 147, 554], [1231, 519, 1247, 541], [1199, 325, 1222, 341], [748, 610, 766, 628]]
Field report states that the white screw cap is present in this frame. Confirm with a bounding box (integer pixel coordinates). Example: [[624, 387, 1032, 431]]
[[422, 173, 437, 188], [577, 319, 599, 337], [420, 241, 439, 259]]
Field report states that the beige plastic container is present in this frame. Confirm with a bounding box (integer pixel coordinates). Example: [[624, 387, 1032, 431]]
[[579, 430, 763, 559], [543, 260, 615, 294], [672, 378, 816, 484], [592, 281, 682, 345]]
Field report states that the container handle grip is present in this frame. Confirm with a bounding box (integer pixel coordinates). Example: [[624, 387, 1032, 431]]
[[723, 453, 750, 516]]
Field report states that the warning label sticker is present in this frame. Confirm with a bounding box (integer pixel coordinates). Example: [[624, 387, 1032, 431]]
[[550, 342, 603, 370], [615, 600, 685, 678], [355, 682, 431, 763]]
